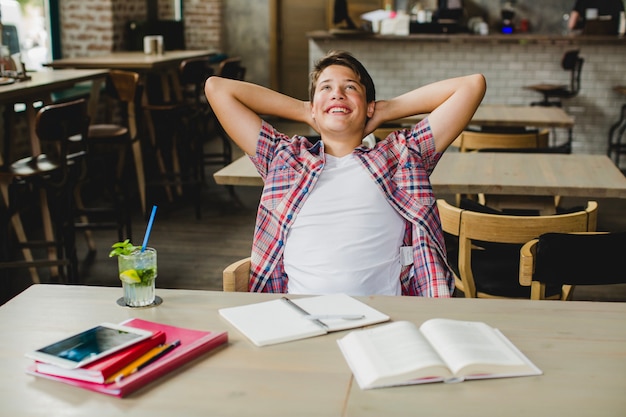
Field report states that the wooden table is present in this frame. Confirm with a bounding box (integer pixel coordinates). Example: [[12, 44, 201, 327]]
[[46, 50, 217, 102], [3, 285, 625, 416], [395, 104, 575, 130], [430, 152, 626, 199], [215, 153, 626, 200], [0, 69, 109, 156]]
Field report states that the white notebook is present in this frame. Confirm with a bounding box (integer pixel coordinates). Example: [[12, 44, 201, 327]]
[[218, 293, 390, 347]]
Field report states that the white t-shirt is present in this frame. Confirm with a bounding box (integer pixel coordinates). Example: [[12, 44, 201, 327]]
[[284, 153, 404, 296]]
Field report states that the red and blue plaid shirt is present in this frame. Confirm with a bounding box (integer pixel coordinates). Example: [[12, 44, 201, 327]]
[[248, 118, 453, 297]]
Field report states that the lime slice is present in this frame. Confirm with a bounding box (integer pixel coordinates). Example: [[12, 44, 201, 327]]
[[120, 269, 141, 283]]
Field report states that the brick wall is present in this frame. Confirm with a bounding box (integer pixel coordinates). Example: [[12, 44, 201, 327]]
[[183, 0, 222, 51], [59, 0, 222, 56], [310, 38, 626, 162]]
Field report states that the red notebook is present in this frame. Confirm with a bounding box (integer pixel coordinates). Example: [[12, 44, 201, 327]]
[[27, 319, 228, 397], [34, 330, 167, 383]]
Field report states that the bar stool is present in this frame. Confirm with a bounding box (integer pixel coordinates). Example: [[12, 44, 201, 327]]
[[80, 70, 143, 242], [178, 57, 216, 182], [2, 99, 90, 283], [524, 50, 584, 107], [142, 67, 203, 218], [202, 57, 246, 169]]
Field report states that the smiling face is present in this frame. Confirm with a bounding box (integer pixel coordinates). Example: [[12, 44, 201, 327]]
[[310, 64, 375, 144]]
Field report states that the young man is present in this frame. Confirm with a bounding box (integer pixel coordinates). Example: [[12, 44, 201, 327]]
[[205, 50, 486, 297]]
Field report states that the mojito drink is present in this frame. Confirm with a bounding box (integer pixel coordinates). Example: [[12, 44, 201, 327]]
[[118, 248, 157, 307]]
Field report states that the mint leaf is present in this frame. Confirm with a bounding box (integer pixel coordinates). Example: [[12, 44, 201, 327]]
[[108, 239, 140, 257]]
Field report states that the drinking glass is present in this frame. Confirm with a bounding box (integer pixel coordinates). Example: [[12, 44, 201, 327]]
[[117, 248, 157, 307]]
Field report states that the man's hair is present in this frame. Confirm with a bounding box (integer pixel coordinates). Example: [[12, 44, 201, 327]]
[[309, 50, 375, 103]]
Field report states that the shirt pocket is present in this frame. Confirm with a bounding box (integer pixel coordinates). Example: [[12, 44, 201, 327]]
[[393, 161, 435, 203], [260, 163, 299, 210]]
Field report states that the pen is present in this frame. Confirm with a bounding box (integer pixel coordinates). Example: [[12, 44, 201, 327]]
[[281, 297, 328, 329], [304, 314, 365, 321], [108, 340, 181, 383], [135, 339, 181, 371]]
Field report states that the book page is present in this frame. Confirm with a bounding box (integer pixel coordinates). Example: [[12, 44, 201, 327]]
[[337, 321, 452, 389], [419, 318, 540, 378]]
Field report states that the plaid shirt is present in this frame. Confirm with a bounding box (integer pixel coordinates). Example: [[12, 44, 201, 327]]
[[248, 118, 453, 297]]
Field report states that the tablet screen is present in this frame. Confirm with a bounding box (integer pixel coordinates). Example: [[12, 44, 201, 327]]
[[36, 325, 148, 365]]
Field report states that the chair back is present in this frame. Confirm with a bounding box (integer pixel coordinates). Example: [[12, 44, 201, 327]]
[[223, 257, 251, 292], [179, 57, 214, 106], [452, 129, 549, 152], [35, 98, 90, 167], [217, 57, 246, 81], [519, 232, 626, 300], [561, 50, 584, 97], [107, 70, 140, 140], [437, 199, 598, 298]]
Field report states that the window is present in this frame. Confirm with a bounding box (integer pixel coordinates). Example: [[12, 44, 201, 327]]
[[2, 0, 54, 70]]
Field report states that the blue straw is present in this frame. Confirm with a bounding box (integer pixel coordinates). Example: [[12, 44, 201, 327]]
[[141, 205, 158, 252]]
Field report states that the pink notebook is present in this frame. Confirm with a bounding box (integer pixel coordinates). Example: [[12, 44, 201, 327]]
[[27, 318, 228, 397]]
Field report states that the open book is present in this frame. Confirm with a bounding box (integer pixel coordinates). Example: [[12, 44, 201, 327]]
[[218, 293, 390, 347], [337, 319, 542, 389]]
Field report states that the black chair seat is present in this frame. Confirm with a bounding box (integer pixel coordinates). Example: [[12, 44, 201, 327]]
[[535, 232, 626, 286], [11, 154, 61, 177], [88, 124, 129, 141]]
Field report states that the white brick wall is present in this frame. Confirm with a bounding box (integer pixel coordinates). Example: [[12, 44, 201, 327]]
[[310, 38, 626, 164]]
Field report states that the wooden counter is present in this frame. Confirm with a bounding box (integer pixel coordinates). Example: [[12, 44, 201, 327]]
[[308, 30, 626, 45]]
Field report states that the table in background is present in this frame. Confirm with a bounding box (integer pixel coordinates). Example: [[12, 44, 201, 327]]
[[430, 152, 626, 199], [465, 104, 574, 129], [215, 153, 626, 201], [46, 50, 217, 103], [0, 69, 109, 156], [2, 285, 625, 417], [394, 104, 575, 147]]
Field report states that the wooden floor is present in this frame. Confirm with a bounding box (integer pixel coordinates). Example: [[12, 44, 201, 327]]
[[3, 136, 626, 305]]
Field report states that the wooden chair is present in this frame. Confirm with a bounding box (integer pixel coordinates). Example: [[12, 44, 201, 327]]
[[437, 199, 598, 299], [451, 129, 549, 152], [524, 50, 584, 107], [223, 257, 251, 292], [519, 232, 626, 300]]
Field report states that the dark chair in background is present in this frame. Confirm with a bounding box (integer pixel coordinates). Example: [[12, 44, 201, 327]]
[[519, 232, 626, 300], [79, 70, 142, 247], [204, 57, 246, 170], [178, 57, 218, 182], [142, 62, 203, 219], [524, 50, 584, 107], [607, 86, 626, 168], [2, 99, 90, 283]]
